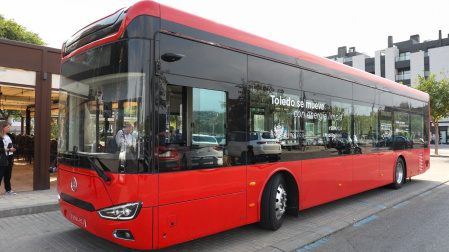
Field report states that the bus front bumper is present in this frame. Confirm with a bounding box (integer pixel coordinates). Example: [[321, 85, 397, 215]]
[[59, 197, 154, 250]]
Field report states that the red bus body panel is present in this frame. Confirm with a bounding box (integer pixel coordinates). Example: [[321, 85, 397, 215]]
[[57, 166, 156, 250], [57, 164, 158, 207], [301, 156, 353, 209], [157, 192, 247, 248], [352, 153, 380, 194], [157, 166, 247, 248], [158, 166, 246, 205]]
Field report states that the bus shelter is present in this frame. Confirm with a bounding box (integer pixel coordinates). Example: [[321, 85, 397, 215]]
[[0, 38, 60, 190]]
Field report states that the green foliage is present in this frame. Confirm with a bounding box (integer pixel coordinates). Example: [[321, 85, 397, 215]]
[[50, 118, 58, 139], [0, 14, 46, 45], [414, 72, 449, 153], [414, 72, 449, 123], [0, 109, 22, 121]]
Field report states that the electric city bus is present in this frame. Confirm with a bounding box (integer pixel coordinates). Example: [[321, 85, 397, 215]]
[[55, 1, 430, 249]]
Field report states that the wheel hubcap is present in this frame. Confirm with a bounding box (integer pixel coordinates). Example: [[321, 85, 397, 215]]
[[275, 184, 287, 219], [396, 162, 404, 184]]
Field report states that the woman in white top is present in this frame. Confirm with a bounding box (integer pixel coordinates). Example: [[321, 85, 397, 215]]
[[0, 121, 16, 195]]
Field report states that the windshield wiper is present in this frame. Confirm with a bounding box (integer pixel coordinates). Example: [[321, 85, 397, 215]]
[[96, 157, 111, 172], [86, 156, 111, 183]]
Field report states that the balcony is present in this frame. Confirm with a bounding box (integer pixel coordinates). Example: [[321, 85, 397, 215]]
[[396, 72, 410, 82], [343, 57, 352, 63], [395, 55, 410, 62]]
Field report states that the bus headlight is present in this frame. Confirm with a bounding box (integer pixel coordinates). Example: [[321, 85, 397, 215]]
[[97, 202, 143, 220]]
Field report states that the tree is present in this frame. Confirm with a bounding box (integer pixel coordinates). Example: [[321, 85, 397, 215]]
[[414, 72, 449, 155], [0, 110, 22, 121], [0, 14, 45, 45]]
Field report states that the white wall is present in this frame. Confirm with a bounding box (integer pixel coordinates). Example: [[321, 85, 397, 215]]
[[0, 66, 36, 86], [375, 50, 382, 77], [352, 55, 366, 71], [52, 74, 60, 89], [410, 51, 425, 87], [429, 46, 449, 80], [384, 47, 399, 81]]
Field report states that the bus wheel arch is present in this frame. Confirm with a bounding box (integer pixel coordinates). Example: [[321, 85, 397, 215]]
[[389, 156, 406, 189], [259, 171, 299, 230]]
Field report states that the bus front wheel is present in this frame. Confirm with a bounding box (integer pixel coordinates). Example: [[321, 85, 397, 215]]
[[260, 173, 287, 230], [390, 158, 405, 189]]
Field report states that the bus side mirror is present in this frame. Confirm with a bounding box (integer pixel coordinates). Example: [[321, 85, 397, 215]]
[[161, 53, 185, 62]]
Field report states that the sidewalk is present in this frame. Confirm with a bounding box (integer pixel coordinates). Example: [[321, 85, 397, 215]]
[[0, 159, 59, 218], [430, 144, 449, 157], [0, 188, 58, 218]]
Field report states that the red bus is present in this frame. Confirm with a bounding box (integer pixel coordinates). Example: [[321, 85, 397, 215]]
[[55, 1, 430, 249]]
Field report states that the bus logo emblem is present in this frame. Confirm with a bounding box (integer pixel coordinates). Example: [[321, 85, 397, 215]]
[[71, 177, 78, 192]]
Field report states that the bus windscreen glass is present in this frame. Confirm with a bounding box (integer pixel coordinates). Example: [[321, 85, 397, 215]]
[[58, 40, 149, 174]]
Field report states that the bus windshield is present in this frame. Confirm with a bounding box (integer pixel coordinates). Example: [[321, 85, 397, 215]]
[[58, 40, 149, 173]]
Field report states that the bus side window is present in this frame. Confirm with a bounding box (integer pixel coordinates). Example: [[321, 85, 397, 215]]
[[160, 84, 227, 171]]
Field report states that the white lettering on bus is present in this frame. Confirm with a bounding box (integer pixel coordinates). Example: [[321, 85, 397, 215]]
[[305, 101, 324, 110], [270, 95, 325, 111], [270, 94, 342, 121]]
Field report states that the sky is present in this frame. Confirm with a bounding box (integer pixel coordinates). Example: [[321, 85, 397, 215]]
[[2, 0, 449, 57]]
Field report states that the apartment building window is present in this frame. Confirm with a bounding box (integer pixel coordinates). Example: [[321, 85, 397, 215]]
[[396, 69, 411, 81], [396, 52, 410, 62]]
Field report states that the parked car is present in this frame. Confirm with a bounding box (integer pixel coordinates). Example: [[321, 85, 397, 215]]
[[280, 138, 298, 151], [227, 131, 282, 164], [156, 133, 181, 171], [187, 134, 223, 167], [378, 135, 413, 150], [214, 135, 226, 146], [334, 136, 361, 155]]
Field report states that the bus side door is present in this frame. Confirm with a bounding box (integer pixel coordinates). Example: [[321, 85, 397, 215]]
[[156, 82, 247, 248]]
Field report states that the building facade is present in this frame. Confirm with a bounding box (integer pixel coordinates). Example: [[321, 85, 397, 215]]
[[0, 38, 61, 190], [327, 30, 449, 144]]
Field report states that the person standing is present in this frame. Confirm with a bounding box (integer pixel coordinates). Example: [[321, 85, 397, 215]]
[[0, 121, 16, 195], [115, 122, 135, 172], [116, 122, 134, 151], [0, 129, 7, 198]]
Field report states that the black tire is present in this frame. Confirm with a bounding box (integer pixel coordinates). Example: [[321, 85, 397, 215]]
[[260, 173, 287, 230], [389, 158, 405, 189]]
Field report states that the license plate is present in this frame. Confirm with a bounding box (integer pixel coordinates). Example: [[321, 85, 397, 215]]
[[70, 212, 87, 228]]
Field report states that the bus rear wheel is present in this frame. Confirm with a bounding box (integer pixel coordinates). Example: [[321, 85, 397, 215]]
[[390, 158, 405, 189], [260, 173, 287, 230]]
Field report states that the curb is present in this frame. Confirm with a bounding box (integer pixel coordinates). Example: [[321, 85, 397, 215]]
[[0, 203, 60, 218], [430, 154, 449, 158], [0, 188, 59, 219]]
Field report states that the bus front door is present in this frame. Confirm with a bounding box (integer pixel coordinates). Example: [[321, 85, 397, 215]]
[[156, 83, 247, 248]]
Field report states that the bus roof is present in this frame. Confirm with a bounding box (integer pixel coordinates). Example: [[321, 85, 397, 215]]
[[70, 0, 430, 101], [149, 1, 428, 100]]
